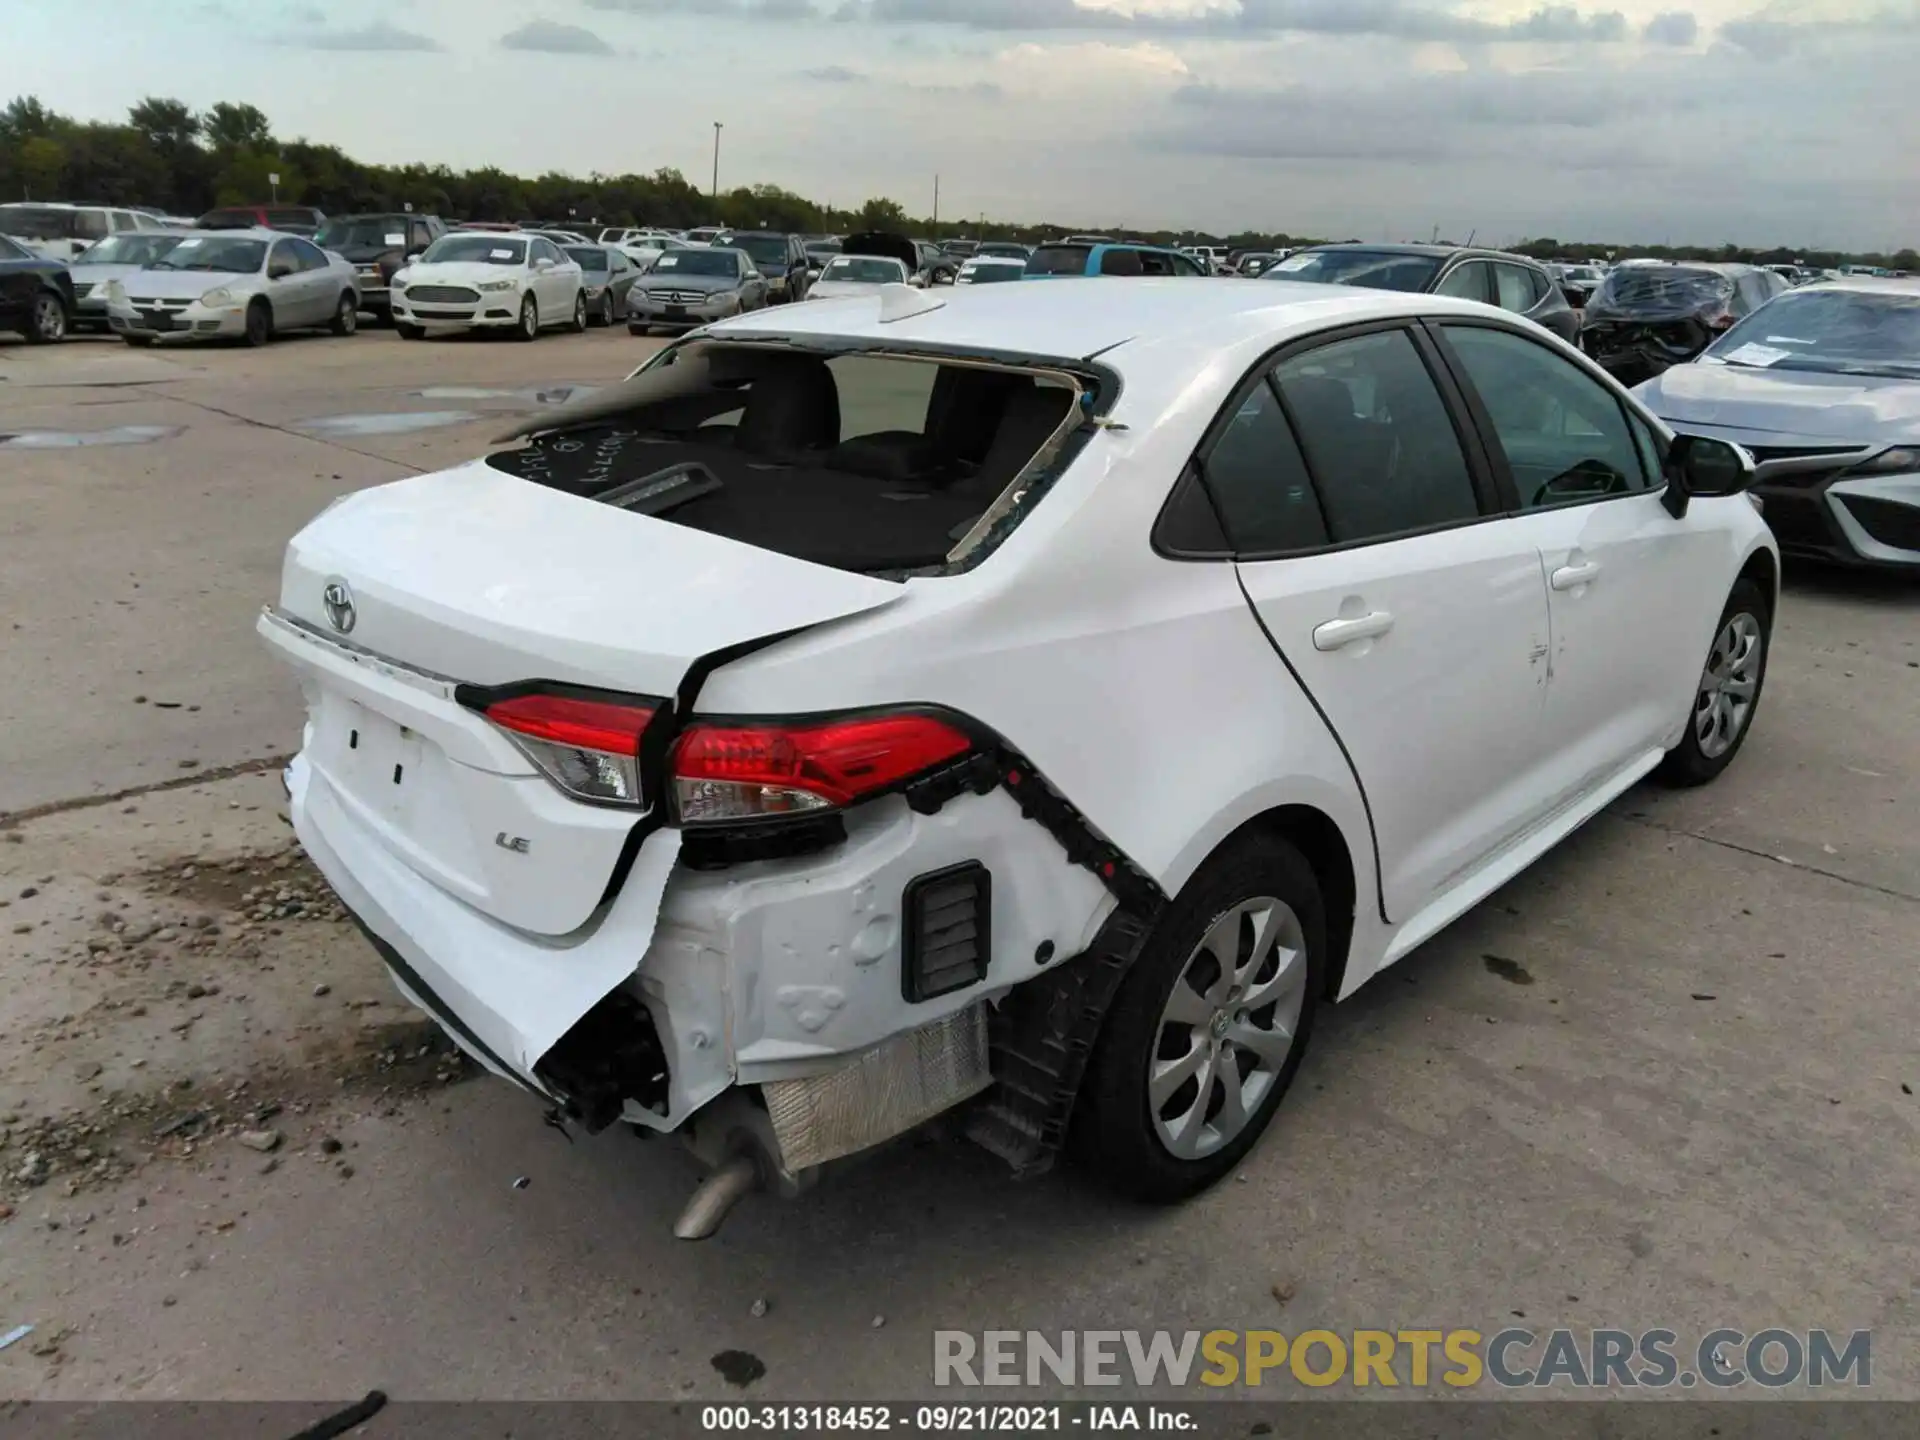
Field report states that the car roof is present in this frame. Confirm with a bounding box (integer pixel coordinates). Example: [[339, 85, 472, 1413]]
[[1300, 241, 1543, 265], [710, 275, 1507, 362]]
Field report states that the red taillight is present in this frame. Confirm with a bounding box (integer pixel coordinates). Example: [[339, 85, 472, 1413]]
[[483, 691, 657, 807], [485, 693, 656, 752], [670, 713, 973, 825]]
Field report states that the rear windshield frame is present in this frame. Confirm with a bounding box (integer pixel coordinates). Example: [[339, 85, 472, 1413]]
[[509, 334, 1121, 578]]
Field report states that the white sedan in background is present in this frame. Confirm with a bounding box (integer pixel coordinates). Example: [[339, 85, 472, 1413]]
[[106, 229, 359, 347], [805, 253, 910, 299], [389, 232, 586, 341], [262, 280, 1776, 1236]]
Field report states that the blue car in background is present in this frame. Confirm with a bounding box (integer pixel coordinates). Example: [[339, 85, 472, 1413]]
[[1024, 240, 1208, 279]]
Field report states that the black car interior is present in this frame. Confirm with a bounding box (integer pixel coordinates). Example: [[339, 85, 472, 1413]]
[[488, 348, 1078, 573]]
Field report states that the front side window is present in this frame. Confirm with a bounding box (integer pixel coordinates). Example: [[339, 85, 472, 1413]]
[[1271, 329, 1481, 543], [1199, 377, 1329, 554], [268, 240, 300, 277], [291, 238, 329, 270], [1440, 323, 1648, 507]]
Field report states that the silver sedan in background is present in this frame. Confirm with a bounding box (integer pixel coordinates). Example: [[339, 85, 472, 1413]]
[[105, 230, 360, 347], [1636, 279, 1920, 570], [625, 247, 767, 335]]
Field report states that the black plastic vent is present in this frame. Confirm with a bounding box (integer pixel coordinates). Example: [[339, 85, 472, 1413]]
[[902, 862, 991, 1003]]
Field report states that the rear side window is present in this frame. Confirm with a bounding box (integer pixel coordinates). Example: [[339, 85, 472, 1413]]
[[1099, 248, 1144, 277], [1271, 330, 1480, 544], [1493, 263, 1538, 312], [1027, 244, 1091, 276], [1435, 261, 1490, 303], [1199, 379, 1329, 554]]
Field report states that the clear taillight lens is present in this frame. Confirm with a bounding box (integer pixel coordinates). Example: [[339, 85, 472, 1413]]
[[483, 692, 658, 806], [670, 713, 974, 825]]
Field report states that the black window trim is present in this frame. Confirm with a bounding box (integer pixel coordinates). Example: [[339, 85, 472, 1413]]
[[1421, 314, 1670, 514], [1154, 316, 1507, 563]]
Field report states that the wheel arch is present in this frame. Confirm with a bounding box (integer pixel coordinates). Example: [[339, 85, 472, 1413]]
[[1736, 542, 1778, 621], [1156, 787, 1368, 1006]]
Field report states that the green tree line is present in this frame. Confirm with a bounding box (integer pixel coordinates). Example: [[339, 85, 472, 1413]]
[[1, 94, 1912, 269]]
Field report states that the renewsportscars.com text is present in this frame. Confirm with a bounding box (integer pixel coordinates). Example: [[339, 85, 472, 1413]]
[[933, 1328, 1871, 1390]]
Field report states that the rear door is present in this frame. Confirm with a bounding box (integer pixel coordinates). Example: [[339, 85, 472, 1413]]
[[1216, 323, 1554, 921], [290, 237, 335, 323], [1430, 319, 1727, 807]]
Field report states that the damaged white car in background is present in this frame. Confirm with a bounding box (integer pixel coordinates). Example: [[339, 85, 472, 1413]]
[[262, 278, 1779, 1237]]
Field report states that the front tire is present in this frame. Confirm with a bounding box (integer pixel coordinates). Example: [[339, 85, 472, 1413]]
[[26, 290, 67, 344], [123, 334, 155, 348], [1072, 832, 1324, 1202], [1655, 577, 1771, 787], [569, 291, 588, 333], [627, 323, 651, 337], [514, 293, 538, 342], [244, 299, 273, 348], [396, 322, 425, 340], [329, 292, 358, 336]]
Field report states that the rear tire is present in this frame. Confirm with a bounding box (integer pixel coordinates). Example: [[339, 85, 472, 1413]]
[[25, 290, 67, 344], [329, 292, 358, 336], [1655, 577, 1771, 787], [1072, 832, 1324, 1202], [514, 293, 538, 342], [244, 299, 273, 348]]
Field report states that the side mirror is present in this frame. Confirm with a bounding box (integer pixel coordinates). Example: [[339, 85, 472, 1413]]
[[1662, 434, 1755, 518], [533, 257, 554, 271]]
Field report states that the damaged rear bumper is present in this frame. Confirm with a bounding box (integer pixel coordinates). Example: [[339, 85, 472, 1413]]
[[285, 749, 1113, 1164]]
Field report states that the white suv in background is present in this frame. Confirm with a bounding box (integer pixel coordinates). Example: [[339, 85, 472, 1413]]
[[263, 280, 1777, 1234], [0, 201, 166, 262]]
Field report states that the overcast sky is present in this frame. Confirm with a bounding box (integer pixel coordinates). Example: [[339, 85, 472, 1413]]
[[6, 0, 1916, 248]]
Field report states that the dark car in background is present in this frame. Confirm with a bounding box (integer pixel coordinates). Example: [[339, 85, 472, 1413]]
[[564, 243, 644, 326], [713, 231, 810, 302], [313, 213, 447, 322], [197, 205, 327, 237], [914, 239, 959, 285], [0, 232, 75, 343], [1582, 263, 1788, 385], [1263, 243, 1579, 343]]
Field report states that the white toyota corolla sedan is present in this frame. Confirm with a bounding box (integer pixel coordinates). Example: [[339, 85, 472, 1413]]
[[261, 280, 1777, 1234], [388, 231, 586, 340]]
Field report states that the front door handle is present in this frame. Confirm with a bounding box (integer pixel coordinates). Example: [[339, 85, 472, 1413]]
[[1550, 561, 1602, 591], [1313, 610, 1395, 652]]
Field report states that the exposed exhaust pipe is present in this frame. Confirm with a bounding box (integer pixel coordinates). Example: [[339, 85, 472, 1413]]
[[673, 1153, 761, 1241]]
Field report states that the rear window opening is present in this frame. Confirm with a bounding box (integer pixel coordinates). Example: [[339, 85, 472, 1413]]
[[486, 343, 1092, 576]]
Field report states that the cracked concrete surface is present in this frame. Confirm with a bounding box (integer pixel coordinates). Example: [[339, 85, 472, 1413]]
[[0, 328, 1915, 1404]]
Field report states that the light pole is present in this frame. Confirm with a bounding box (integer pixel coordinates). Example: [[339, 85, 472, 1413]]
[[711, 122, 723, 207]]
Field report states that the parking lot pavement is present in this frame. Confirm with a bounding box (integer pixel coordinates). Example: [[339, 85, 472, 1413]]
[[0, 329, 659, 816], [0, 329, 1916, 1402]]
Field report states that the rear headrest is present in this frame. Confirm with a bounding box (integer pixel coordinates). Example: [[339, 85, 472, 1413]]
[[736, 356, 841, 456], [926, 366, 1027, 464], [956, 384, 1075, 495]]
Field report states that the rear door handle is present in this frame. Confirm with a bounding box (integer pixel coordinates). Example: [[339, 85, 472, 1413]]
[[1550, 561, 1602, 591], [1312, 610, 1395, 652]]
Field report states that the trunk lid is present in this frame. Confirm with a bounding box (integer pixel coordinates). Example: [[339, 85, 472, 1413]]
[[269, 461, 906, 935]]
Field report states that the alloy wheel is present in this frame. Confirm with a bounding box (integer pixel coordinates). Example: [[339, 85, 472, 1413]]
[[33, 293, 65, 342], [1149, 897, 1309, 1161], [1694, 612, 1763, 759]]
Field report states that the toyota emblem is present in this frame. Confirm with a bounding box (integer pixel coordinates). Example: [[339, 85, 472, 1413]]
[[321, 579, 357, 635]]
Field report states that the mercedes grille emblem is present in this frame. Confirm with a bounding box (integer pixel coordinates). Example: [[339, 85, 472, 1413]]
[[321, 579, 357, 635]]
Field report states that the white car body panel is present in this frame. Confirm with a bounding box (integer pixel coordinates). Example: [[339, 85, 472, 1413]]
[[392, 238, 582, 330], [264, 277, 1775, 1170]]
